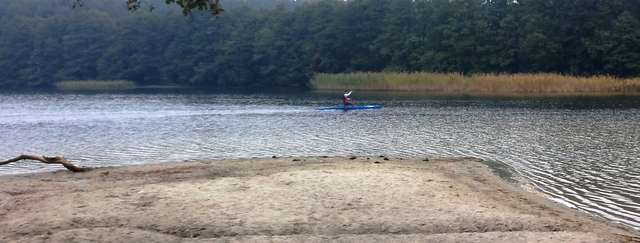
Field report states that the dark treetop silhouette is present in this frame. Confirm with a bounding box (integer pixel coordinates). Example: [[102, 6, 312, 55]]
[[73, 0, 223, 15], [2, 0, 639, 91]]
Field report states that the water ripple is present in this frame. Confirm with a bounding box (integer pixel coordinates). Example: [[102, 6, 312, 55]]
[[2, 93, 640, 230]]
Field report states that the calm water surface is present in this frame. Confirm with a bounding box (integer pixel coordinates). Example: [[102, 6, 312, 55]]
[[1, 92, 640, 229]]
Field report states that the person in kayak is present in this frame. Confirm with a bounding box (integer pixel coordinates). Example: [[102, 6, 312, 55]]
[[342, 90, 353, 106]]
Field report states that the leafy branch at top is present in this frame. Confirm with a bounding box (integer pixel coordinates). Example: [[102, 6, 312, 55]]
[[74, 0, 223, 15], [163, 0, 223, 15]]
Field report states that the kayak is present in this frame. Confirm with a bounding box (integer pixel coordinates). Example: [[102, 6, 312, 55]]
[[318, 104, 383, 111]]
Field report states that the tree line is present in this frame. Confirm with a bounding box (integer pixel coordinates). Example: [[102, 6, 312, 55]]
[[1, 0, 639, 90]]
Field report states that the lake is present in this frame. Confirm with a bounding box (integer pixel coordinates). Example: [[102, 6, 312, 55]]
[[1, 91, 640, 230]]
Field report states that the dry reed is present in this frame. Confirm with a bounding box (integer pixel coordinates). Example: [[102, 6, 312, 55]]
[[55, 80, 137, 91], [311, 72, 640, 95]]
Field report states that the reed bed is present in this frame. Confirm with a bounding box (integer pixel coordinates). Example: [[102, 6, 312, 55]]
[[55, 80, 137, 91], [312, 72, 640, 95]]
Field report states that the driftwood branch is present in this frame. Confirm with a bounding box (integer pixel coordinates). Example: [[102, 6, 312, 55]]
[[0, 155, 91, 172]]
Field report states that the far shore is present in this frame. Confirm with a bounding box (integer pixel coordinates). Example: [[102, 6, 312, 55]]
[[313, 89, 640, 98], [0, 157, 638, 242], [54, 80, 188, 91]]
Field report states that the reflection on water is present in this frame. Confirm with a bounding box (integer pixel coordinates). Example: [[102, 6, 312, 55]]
[[1, 92, 640, 229]]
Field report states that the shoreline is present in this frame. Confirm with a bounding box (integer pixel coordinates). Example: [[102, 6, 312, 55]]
[[312, 72, 640, 97], [0, 157, 638, 242], [313, 89, 640, 98]]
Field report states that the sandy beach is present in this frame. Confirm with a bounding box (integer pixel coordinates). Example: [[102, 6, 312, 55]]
[[0, 157, 637, 242]]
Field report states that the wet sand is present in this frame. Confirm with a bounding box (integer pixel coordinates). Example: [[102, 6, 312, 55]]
[[0, 157, 637, 242]]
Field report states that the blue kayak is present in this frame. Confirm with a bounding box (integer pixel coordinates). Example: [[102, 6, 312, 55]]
[[318, 104, 383, 111]]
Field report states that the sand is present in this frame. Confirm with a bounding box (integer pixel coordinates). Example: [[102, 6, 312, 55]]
[[0, 157, 638, 242]]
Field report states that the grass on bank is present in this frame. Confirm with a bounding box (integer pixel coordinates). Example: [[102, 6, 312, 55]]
[[55, 80, 137, 91], [311, 72, 640, 95]]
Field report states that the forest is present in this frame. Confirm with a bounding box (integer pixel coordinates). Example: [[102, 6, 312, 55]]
[[1, 0, 640, 90]]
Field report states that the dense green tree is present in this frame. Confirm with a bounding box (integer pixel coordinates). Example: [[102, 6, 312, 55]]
[[1, 0, 640, 90], [602, 12, 640, 77], [373, 0, 416, 71]]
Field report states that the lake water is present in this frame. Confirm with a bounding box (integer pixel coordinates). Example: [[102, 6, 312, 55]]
[[1, 92, 640, 229]]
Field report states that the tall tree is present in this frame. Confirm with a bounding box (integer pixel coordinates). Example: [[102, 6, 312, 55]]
[[2, 0, 640, 90], [603, 11, 640, 77]]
